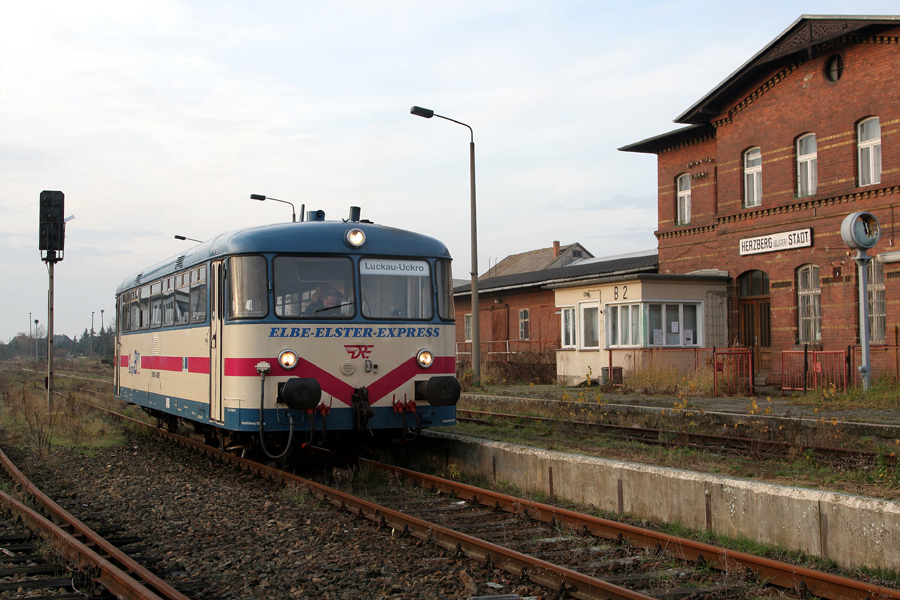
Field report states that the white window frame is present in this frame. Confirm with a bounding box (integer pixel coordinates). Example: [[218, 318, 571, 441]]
[[647, 302, 700, 347], [676, 174, 691, 225], [797, 264, 821, 344], [561, 307, 576, 349], [858, 117, 881, 186], [867, 260, 886, 344], [744, 147, 762, 208], [579, 302, 600, 350], [607, 303, 642, 348], [519, 308, 530, 340], [797, 134, 817, 197], [464, 313, 472, 342]]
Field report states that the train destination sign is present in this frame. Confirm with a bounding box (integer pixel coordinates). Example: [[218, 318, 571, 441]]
[[360, 258, 429, 276], [738, 228, 812, 256]]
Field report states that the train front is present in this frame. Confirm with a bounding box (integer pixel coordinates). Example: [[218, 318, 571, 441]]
[[222, 216, 460, 444]]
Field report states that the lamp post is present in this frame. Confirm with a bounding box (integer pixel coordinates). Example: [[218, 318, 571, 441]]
[[410, 106, 480, 385], [101, 309, 105, 357], [174, 235, 203, 243], [34, 319, 39, 361], [90, 311, 95, 356], [251, 194, 301, 222]]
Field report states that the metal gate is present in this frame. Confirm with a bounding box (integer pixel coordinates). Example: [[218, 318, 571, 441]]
[[781, 350, 846, 395], [713, 349, 753, 396]]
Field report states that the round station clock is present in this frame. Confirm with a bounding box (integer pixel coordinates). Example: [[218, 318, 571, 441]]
[[840, 212, 881, 250]]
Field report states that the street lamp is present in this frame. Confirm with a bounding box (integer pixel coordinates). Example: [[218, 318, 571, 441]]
[[34, 319, 39, 361], [410, 105, 481, 385], [251, 194, 300, 222], [174, 235, 203, 243], [101, 309, 105, 357]]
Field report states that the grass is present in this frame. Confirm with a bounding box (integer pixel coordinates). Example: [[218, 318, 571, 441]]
[[788, 377, 900, 409], [446, 416, 900, 499], [0, 370, 127, 456]]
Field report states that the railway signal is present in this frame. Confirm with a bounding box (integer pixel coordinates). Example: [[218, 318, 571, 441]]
[[38, 190, 67, 409], [39, 190, 65, 258]]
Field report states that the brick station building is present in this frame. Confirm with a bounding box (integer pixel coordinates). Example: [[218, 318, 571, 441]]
[[621, 15, 900, 385]]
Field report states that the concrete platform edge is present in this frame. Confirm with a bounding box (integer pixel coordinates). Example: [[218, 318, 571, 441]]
[[420, 431, 899, 572]]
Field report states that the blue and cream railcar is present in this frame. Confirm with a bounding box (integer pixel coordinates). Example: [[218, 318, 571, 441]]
[[114, 209, 460, 453]]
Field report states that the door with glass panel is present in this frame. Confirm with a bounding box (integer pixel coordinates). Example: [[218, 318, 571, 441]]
[[738, 270, 771, 375]]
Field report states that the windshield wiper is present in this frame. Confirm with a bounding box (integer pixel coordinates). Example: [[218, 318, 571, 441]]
[[314, 301, 354, 314]]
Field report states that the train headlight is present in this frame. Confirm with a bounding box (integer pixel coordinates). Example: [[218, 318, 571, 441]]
[[345, 228, 366, 248], [416, 349, 434, 369], [278, 350, 299, 370]]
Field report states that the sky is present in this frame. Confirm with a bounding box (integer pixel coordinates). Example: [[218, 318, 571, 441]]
[[2, 1, 897, 343]]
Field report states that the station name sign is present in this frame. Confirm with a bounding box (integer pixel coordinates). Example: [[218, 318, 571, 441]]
[[739, 228, 812, 256]]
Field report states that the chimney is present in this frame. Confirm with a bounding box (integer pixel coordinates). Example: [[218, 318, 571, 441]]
[[553, 241, 560, 258]]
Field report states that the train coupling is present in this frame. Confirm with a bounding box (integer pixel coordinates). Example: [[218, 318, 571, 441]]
[[351, 386, 375, 434]]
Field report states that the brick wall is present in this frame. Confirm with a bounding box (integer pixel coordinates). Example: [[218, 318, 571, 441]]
[[653, 29, 900, 375]]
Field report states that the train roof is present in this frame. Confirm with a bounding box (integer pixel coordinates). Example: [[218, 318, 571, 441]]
[[117, 219, 452, 294]]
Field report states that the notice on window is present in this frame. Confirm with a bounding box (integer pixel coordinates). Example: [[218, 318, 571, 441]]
[[684, 330, 694, 344], [670, 322, 679, 334], [360, 259, 429, 276], [653, 329, 663, 345]]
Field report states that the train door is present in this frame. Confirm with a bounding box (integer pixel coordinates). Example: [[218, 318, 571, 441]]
[[209, 260, 225, 423], [114, 295, 121, 397]]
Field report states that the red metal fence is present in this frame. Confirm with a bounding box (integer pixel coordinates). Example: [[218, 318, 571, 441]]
[[606, 348, 715, 386], [781, 350, 847, 395], [713, 349, 753, 397]]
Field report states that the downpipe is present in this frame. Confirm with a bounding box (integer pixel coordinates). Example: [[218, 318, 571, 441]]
[[256, 362, 295, 459]]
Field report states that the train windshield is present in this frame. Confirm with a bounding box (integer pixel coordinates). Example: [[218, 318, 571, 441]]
[[360, 258, 432, 320], [435, 259, 454, 320], [273, 256, 355, 318]]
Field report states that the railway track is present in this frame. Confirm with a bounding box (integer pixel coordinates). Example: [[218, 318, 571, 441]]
[[39, 368, 897, 468], [0, 448, 205, 599], [457, 409, 899, 468], [6, 367, 898, 598], [66, 401, 897, 600]]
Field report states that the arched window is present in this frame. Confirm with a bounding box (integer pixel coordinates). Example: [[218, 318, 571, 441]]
[[858, 117, 881, 186], [797, 264, 821, 344], [868, 260, 885, 344], [797, 134, 817, 197], [676, 174, 691, 225], [744, 148, 762, 208]]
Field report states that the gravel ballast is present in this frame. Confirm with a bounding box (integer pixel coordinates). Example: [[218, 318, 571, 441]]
[[3, 433, 543, 599]]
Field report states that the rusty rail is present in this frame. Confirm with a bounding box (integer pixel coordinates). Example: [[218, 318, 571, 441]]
[[457, 409, 898, 467], [124, 424, 656, 600], [55, 394, 900, 600], [358, 457, 899, 600], [0, 448, 190, 600]]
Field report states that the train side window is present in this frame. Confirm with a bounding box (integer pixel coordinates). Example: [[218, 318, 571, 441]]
[[128, 291, 139, 332], [162, 277, 175, 327], [190, 266, 207, 323], [435, 260, 455, 321], [228, 256, 268, 319], [120, 291, 132, 332], [174, 273, 190, 325], [273, 256, 354, 318], [150, 281, 163, 328], [138, 285, 151, 330]]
